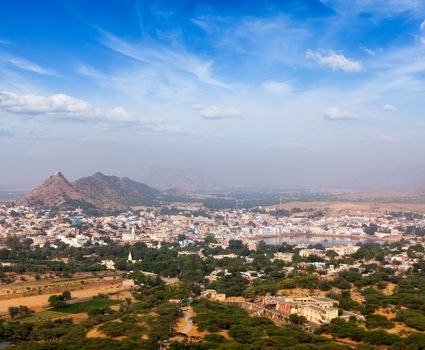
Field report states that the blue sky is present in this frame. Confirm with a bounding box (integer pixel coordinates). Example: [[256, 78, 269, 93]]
[[1, 0, 425, 190]]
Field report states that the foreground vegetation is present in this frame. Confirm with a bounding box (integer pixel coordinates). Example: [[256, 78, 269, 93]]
[[3, 238, 425, 348]]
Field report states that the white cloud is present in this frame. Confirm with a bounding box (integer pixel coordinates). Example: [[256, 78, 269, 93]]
[[192, 104, 242, 119], [0, 91, 192, 136], [323, 107, 356, 120], [382, 104, 397, 111], [0, 91, 133, 122], [421, 36, 425, 45], [364, 48, 376, 56], [138, 119, 192, 135], [262, 80, 292, 95], [0, 54, 60, 77], [306, 50, 363, 72], [420, 19, 425, 30]]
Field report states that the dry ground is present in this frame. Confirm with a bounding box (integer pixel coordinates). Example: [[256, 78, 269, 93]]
[[267, 201, 425, 215], [174, 306, 231, 340], [0, 282, 126, 313]]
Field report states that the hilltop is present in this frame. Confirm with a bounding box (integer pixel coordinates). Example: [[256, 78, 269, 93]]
[[19, 172, 161, 211]]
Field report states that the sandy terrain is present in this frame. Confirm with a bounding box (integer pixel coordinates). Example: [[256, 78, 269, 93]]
[[388, 322, 424, 335], [350, 287, 365, 303], [0, 275, 121, 297], [375, 308, 396, 319], [267, 201, 425, 215], [0, 283, 126, 313], [382, 282, 397, 296], [174, 306, 231, 340], [225, 296, 245, 303], [87, 325, 107, 338], [277, 288, 328, 296]]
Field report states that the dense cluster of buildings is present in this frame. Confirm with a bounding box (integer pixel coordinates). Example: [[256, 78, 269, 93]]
[[1, 203, 424, 251]]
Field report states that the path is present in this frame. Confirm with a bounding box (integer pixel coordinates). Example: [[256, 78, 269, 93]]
[[181, 309, 193, 334]]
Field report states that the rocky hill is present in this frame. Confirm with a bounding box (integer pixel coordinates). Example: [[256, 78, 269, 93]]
[[20, 172, 162, 211]]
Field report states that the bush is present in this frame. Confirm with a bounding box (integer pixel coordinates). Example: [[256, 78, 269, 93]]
[[365, 314, 394, 329]]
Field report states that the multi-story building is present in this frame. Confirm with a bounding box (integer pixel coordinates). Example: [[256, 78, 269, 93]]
[[262, 296, 339, 324]]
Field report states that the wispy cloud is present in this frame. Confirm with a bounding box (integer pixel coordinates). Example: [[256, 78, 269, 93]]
[[192, 104, 242, 120], [382, 104, 397, 111], [364, 48, 377, 56], [323, 106, 357, 120], [262, 81, 292, 95], [101, 33, 228, 87], [193, 14, 310, 66], [0, 53, 61, 77], [138, 119, 193, 135], [321, 0, 425, 19], [306, 50, 363, 72]]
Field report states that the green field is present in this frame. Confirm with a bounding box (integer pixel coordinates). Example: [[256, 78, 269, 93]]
[[52, 298, 122, 314], [21, 298, 122, 322]]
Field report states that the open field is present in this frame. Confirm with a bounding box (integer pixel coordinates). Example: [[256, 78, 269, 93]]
[[20, 298, 122, 322], [21, 310, 70, 322], [0, 272, 121, 297], [52, 298, 121, 314], [0, 282, 128, 314], [267, 200, 425, 215]]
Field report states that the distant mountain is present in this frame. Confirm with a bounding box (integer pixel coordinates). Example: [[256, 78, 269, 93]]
[[142, 165, 223, 193], [20, 172, 161, 211], [342, 164, 425, 191]]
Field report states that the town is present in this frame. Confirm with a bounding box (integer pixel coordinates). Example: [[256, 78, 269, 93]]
[[1, 201, 425, 348]]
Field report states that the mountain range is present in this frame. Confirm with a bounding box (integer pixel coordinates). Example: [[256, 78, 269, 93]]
[[19, 172, 161, 211], [141, 165, 223, 193]]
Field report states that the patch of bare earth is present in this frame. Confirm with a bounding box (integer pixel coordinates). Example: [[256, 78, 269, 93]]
[[350, 287, 365, 303], [174, 307, 231, 341], [382, 283, 397, 296], [375, 308, 396, 319], [387, 323, 424, 336], [0, 283, 126, 313], [277, 288, 328, 296], [87, 325, 107, 338]]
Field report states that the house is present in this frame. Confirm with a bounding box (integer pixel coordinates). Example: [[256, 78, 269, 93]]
[[262, 295, 339, 324], [273, 252, 294, 262], [200, 289, 226, 302], [100, 260, 115, 270]]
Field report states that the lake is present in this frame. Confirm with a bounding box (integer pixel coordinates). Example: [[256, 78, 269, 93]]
[[260, 235, 376, 247]]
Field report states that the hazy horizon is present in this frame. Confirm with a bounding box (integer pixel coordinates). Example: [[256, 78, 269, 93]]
[[1, 1, 425, 191]]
